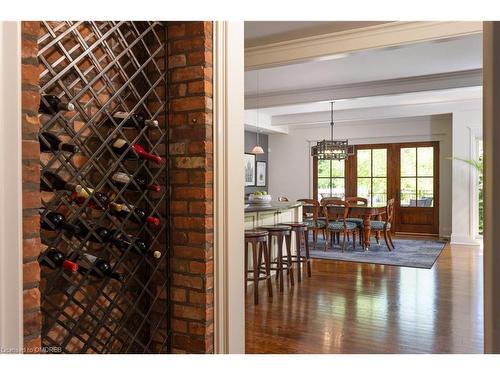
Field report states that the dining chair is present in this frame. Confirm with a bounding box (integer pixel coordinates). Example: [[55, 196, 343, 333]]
[[345, 197, 368, 246], [297, 199, 326, 249], [321, 196, 347, 244], [322, 199, 359, 252], [368, 198, 395, 251], [320, 196, 343, 206]]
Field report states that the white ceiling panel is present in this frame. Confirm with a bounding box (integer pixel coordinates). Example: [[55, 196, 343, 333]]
[[245, 34, 482, 95]]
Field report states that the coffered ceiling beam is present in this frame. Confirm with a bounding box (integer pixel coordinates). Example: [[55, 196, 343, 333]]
[[244, 110, 288, 134], [245, 69, 483, 109], [245, 21, 483, 70], [271, 98, 482, 127]]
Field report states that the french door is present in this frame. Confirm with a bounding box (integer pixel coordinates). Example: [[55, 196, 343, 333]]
[[394, 142, 439, 235], [314, 141, 439, 235]]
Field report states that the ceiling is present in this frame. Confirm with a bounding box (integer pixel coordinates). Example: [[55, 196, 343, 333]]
[[245, 33, 482, 96], [244, 21, 388, 47], [244, 22, 483, 132]]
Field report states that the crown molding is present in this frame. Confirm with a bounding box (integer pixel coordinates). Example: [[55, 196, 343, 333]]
[[245, 21, 483, 70], [245, 69, 483, 109]]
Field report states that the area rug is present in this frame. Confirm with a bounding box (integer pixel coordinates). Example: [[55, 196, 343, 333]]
[[308, 238, 447, 269]]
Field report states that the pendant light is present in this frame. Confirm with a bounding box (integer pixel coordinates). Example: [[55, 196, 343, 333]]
[[251, 71, 265, 155], [311, 100, 348, 160], [251, 131, 264, 154]]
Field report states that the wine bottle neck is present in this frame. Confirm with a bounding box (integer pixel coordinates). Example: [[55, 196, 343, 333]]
[[59, 143, 78, 153], [144, 119, 159, 128]]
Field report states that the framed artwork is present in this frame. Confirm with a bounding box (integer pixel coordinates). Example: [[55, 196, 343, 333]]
[[256, 161, 267, 187], [244, 153, 256, 186]]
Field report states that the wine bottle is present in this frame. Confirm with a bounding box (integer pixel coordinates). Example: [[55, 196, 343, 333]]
[[41, 171, 78, 192], [111, 111, 159, 128], [109, 231, 161, 258], [39, 132, 78, 153], [76, 253, 123, 281], [75, 222, 112, 244], [39, 95, 75, 115], [111, 172, 161, 193], [109, 202, 160, 226], [110, 138, 163, 165], [39, 248, 78, 273], [41, 210, 81, 233], [71, 185, 111, 210]]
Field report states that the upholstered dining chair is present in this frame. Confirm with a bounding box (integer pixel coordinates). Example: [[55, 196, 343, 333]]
[[322, 199, 360, 252], [297, 199, 325, 249], [320, 196, 348, 244], [320, 196, 343, 206], [368, 198, 395, 251], [345, 197, 368, 245]]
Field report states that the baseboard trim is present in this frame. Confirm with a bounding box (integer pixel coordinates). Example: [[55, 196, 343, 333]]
[[450, 233, 481, 246]]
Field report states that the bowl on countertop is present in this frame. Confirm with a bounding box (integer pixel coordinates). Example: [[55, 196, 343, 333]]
[[248, 194, 272, 205]]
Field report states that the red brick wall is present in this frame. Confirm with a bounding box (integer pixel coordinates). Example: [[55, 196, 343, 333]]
[[167, 21, 214, 354], [21, 21, 42, 352]]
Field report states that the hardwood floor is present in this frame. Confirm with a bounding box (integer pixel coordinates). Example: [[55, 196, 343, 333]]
[[245, 240, 484, 353]]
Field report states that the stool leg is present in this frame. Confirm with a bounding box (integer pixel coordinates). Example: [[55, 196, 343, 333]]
[[286, 233, 294, 286], [295, 229, 302, 283], [277, 234, 284, 292], [263, 241, 273, 297], [304, 230, 311, 277], [258, 241, 264, 275], [252, 241, 260, 305]]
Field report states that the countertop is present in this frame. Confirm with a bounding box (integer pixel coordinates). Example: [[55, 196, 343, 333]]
[[244, 201, 302, 213]]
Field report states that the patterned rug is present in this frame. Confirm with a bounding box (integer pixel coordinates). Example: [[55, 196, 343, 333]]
[[308, 238, 447, 269]]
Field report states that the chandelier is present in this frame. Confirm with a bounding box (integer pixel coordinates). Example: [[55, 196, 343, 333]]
[[311, 100, 349, 160]]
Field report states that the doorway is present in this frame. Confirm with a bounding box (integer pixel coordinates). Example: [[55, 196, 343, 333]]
[[313, 141, 440, 235]]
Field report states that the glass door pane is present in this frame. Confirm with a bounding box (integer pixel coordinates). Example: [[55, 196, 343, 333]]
[[356, 148, 387, 205], [400, 146, 434, 207], [400, 177, 417, 206], [317, 159, 345, 199]]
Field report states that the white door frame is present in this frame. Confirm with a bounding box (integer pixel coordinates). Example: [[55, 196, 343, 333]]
[[483, 21, 500, 354], [213, 21, 245, 354], [0, 21, 24, 353]]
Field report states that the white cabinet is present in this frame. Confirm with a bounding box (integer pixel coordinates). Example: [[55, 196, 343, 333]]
[[244, 204, 302, 230]]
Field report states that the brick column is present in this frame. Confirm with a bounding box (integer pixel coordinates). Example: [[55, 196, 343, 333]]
[[167, 21, 214, 354], [21, 21, 42, 352]]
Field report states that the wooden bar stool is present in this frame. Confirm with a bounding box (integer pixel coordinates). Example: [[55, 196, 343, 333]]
[[245, 229, 272, 305], [279, 221, 311, 282], [258, 225, 294, 292]]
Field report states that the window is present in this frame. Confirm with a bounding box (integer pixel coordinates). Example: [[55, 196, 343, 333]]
[[356, 148, 387, 206], [317, 159, 345, 199], [400, 146, 434, 207]]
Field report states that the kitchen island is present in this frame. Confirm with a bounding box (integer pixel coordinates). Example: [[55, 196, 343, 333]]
[[244, 201, 303, 230]]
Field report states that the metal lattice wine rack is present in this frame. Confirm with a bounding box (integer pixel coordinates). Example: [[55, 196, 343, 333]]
[[37, 21, 170, 353]]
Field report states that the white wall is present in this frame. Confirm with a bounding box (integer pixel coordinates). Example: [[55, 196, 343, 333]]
[[451, 109, 483, 245], [268, 115, 453, 237]]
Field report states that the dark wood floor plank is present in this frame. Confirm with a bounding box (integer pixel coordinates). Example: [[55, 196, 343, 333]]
[[245, 241, 483, 353]]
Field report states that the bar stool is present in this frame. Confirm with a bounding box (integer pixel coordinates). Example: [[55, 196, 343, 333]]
[[258, 225, 294, 292], [279, 221, 311, 282], [245, 229, 272, 305]]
